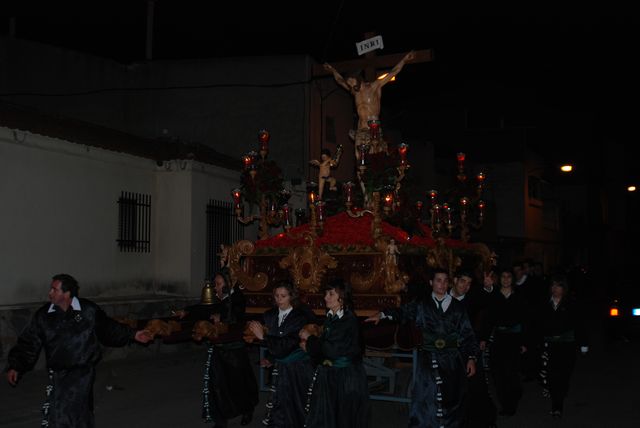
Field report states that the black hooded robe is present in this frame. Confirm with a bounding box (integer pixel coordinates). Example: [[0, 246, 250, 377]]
[[184, 289, 259, 425], [5, 299, 135, 428], [385, 298, 478, 428], [260, 306, 315, 427], [304, 310, 371, 428]]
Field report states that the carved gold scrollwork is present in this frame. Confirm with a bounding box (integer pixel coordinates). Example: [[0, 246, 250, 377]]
[[384, 271, 409, 294], [466, 242, 494, 272], [426, 238, 462, 278], [278, 233, 337, 292], [350, 237, 408, 294], [227, 240, 269, 291], [350, 255, 384, 293]]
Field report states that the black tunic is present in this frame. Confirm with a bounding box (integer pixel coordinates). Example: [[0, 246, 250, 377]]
[[467, 286, 502, 342], [5, 298, 135, 428], [184, 290, 259, 424], [486, 290, 529, 414], [535, 297, 587, 412], [458, 291, 498, 428], [386, 297, 478, 428], [305, 310, 370, 428], [261, 306, 315, 428]]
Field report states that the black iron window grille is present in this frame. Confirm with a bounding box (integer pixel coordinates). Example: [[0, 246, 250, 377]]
[[117, 191, 151, 252], [206, 199, 244, 279]]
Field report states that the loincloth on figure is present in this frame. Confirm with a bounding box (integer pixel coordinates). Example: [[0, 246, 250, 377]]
[[353, 128, 387, 157]]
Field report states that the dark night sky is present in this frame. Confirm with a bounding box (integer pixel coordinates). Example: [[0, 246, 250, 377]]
[[1, 2, 638, 179], [2, 2, 638, 272]]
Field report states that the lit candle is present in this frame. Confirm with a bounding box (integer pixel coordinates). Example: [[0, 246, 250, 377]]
[[242, 153, 253, 170], [456, 152, 467, 182], [428, 190, 438, 206], [316, 201, 325, 222], [384, 192, 394, 208], [443, 203, 452, 224], [415, 200, 423, 216], [258, 129, 270, 157], [258, 129, 270, 143], [433, 203, 442, 225], [231, 188, 242, 207], [282, 204, 291, 228], [343, 181, 354, 203], [477, 172, 486, 193], [459, 197, 469, 219], [358, 144, 369, 167], [398, 143, 409, 166]]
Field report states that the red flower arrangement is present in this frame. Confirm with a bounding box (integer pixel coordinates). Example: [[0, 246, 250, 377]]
[[254, 212, 467, 250], [240, 160, 284, 206]]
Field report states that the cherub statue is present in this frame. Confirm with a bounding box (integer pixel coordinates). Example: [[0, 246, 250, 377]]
[[309, 145, 343, 200]]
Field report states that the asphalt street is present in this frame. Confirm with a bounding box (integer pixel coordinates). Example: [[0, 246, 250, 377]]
[[1, 322, 637, 428]]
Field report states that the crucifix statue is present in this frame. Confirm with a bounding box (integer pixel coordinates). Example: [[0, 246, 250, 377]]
[[314, 33, 433, 157], [323, 50, 415, 132]]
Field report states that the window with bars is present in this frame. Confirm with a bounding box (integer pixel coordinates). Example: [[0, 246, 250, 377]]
[[117, 191, 151, 252], [206, 199, 244, 279]]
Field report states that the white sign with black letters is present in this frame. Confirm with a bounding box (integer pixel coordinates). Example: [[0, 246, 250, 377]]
[[356, 35, 384, 56]]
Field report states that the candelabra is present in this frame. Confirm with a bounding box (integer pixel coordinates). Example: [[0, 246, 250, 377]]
[[306, 182, 321, 235], [231, 130, 292, 239], [416, 152, 485, 243], [348, 141, 409, 220]]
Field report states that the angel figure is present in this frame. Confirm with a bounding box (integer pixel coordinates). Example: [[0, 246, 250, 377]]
[[309, 145, 343, 200]]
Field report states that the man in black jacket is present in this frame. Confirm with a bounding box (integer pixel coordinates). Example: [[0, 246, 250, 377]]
[[5, 273, 152, 427]]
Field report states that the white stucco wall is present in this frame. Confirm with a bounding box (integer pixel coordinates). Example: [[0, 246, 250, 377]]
[[153, 161, 193, 294], [0, 127, 157, 303], [0, 126, 244, 306]]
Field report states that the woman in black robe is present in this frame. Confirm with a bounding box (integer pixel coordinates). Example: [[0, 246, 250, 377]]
[[535, 274, 588, 418], [486, 268, 529, 417], [179, 269, 258, 428], [299, 279, 370, 428], [247, 281, 316, 427]]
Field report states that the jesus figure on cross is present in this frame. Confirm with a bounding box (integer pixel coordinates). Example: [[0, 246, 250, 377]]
[[323, 50, 415, 131]]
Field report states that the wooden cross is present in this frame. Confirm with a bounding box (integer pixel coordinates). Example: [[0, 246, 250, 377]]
[[312, 32, 434, 82]]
